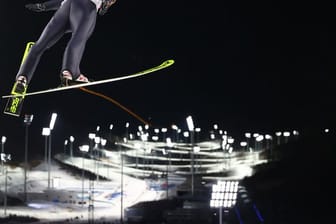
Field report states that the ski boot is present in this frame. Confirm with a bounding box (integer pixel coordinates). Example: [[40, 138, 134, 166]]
[[11, 76, 28, 95], [60, 71, 91, 87]]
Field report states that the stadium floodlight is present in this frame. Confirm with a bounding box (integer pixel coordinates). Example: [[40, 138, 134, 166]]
[[240, 142, 247, 147], [186, 116, 194, 131], [171, 124, 178, 130], [89, 133, 96, 140], [283, 131, 290, 137], [42, 127, 50, 136], [1, 136, 6, 144], [101, 138, 107, 147], [210, 180, 239, 224], [245, 133, 251, 138], [94, 136, 101, 144], [79, 145, 90, 153], [49, 113, 57, 130]]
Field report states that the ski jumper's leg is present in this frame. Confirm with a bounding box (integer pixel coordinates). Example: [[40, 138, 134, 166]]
[[16, 1, 71, 84], [62, 0, 97, 79]]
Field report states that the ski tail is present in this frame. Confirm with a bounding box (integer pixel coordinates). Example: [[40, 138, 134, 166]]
[[3, 42, 34, 116]]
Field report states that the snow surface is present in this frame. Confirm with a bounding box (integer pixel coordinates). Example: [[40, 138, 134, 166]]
[[0, 157, 172, 223]]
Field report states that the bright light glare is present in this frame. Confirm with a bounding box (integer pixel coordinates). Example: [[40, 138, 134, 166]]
[[79, 145, 90, 152], [49, 113, 57, 130], [240, 142, 247, 147], [101, 138, 107, 146], [1, 136, 6, 144], [256, 135, 264, 142], [166, 138, 174, 147], [94, 136, 100, 144], [88, 133, 96, 139], [186, 116, 194, 131], [42, 128, 50, 136], [210, 180, 239, 208], [283, 132, 290, 137]]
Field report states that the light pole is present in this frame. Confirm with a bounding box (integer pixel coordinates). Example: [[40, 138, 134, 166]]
[[101, 138, 107, 177], [195, 128, 201, 143], [161, 128, 167, 142], [283, 131, 290, 144], [79, 145, 89, 207], [119, 137, 125, 224], [64, 140, 68, 155], [48, 113, 57, 189], [186, 115, 195, 196], [165, 137, 174, 199], [69, 136, 74, 160], [109, 124, 114, 142], [171, 124, 178, 143], [161, 148, 169, 199], [94, 136, 100, 181], [23, 114, 33, 203], [42, 128, 50, 166], [255, 135, 264, 151], [125, 122, 129, 141], [265, 134, 273, 160], [1, 136, 6, 174], [2, 152, 11, 216], [1, 147, 11, 216], [88, 133, 95, 158], [275, 132, 282, 145], [4, 165, 8, 216], [245, 133, 251, 151]]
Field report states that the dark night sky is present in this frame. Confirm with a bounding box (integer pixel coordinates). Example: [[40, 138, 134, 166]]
[[1, 0, 335, 158]]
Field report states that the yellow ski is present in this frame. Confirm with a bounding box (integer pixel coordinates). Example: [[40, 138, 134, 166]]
[[3, 42, 34, 116]]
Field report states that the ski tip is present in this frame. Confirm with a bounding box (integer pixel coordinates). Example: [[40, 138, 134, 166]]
[[162, 59, 175, 66]]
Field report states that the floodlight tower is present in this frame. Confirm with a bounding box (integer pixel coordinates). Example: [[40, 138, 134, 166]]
[[2, 149, 11, 216], [48, 113, 57, 189], [69, 136, 75, 160], [64, 139, 68, 155], [210, 180, 239, 224], [125, 122, 129, 141], [42, 128, 50, 165], [94, 136, 100, 181], [1, 136, 6, 174], [79, 145, 89, 207], [186, 115, 195, 196], [88, 133, 96, 158], [23, 114, 33, 203], [109, 124, 114, 142]]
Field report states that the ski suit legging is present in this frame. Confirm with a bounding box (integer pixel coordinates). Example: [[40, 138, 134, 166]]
[[17, 0, 97, 83]]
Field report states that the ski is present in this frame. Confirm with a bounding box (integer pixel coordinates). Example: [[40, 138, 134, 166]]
[[3, 42, 34, 117], [2, 59, 174, 99]]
